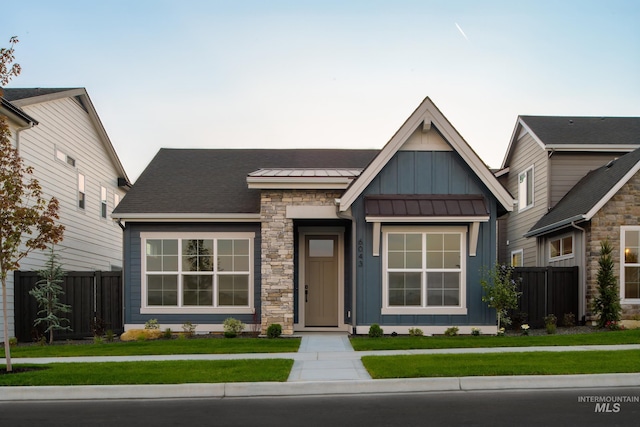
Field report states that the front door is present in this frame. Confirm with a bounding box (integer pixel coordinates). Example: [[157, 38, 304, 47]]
[[304, 235, 338, 327]]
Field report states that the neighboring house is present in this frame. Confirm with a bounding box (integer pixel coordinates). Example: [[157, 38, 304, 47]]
[[0, 88, 130, 342], [113, 97, 513, 335], [497, 115, 640, 320]]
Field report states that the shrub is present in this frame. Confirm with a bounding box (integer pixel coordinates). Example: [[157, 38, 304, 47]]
[[562, 312, 576, 327], [8, 337, 18, 347], [105, 329, 114, 342], [144, 319, 160, 330], [592, 240, 622, 328], [163, 328, 173, 339], [471, 328, 481, 336], [408, 327, 423, 337], [93, 335, 103, 344], [223, 318, 245, 338], [544, 314, 557, 334], [182, 321, 197, 337], [444, 326, 459, 337], [267, 323, 282, 338], [368, 323, 383, 338]]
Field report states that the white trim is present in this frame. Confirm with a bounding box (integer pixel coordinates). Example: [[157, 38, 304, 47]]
[[469, 222, 480, 257], [247, 177, 354, 189], [366, 216, 489, 223], [339, 97, 513, 212], [354, 325, 497, 335], [286, 205, 339, 219], [112, 213, 261, 222], [517, 165, 535, 212], [548, 233, 575, 261], [620, 226, 640, 304], [511, 249, 524, 267], [381, 226, 467, 315], [372, 222, 381, 257], [545, 144, 639, 152], [140, 232, 255, 314], [296, 227, 346, 331], [501, 117, 546, 169], [584, 160, 640, 220]]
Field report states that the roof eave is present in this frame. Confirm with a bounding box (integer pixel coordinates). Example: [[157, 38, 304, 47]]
[[111, 213, 261, 222], [524, 215, 587, 238]]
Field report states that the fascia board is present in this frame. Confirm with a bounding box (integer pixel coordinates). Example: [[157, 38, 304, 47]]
[[111, 213, 261, 222], [584, 161, 640, 221], [545, 144, 639, 152]]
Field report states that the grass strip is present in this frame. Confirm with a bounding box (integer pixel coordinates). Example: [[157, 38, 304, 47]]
[[362, 350, 640, 378], [0, 359, 294, 386], [350, 329, 640, 351], [2, 337, 301, 358]]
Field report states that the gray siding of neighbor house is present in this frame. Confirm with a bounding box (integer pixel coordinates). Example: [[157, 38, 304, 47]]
[[549, 152, 625, 208], [503, 132, 548, 266], [351, 150, 499, 327], [123, 222, 261, 326]]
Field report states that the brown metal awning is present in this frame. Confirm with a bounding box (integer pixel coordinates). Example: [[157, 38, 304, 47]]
[[365, 194, 489, 218]]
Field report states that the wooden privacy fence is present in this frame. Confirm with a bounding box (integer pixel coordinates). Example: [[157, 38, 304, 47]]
[[511, 267, 579, 328], [14, 270, 123, 342]]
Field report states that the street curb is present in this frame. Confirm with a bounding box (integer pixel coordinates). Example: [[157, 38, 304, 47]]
[[1, 373, 639, 401]]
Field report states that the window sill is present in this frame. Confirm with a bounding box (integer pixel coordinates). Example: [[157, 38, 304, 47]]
[[621, 299, 640, 305], [381, 307, 468, 315], [141, 307, 254, 315]]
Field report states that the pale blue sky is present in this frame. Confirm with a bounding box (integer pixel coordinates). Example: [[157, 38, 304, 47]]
[[4, 0, 640, 181]]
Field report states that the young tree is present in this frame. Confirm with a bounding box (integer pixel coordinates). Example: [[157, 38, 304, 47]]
[[592, 240, 622, 328], [1, 36, 65, 371], [29, 247, 71, 344], [481, 263, 522, 331]]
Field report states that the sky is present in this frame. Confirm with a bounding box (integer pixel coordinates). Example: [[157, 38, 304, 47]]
[[4, 0, 640, 182]]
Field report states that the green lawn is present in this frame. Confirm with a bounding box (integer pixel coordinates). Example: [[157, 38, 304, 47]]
[[350, 329, 640, 351], [0, 359, 294, 386], [362, 350, 640, 379], [2, 337, 301, 358]]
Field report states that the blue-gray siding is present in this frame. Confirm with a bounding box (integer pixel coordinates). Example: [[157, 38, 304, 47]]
[[352, 151, 499, 327], [123, 222, 261, 325]]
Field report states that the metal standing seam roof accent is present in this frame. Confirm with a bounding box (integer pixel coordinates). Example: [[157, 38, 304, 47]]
[[365, 194, 489, 217], [248, 168, 363, 178]]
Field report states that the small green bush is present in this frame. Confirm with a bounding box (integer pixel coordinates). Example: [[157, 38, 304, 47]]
[[368, 323, 384, 338], [182, 321, 197, 337], [163, 328, 173, 339], [562, 312, 576, 327], [93, 335, 103, 344], [444, 326, 459, 337], [8, 337, 18, 347], [471, 328, 481, 336], [545, 314, 557, 334], [105, 329, 115, 342], [267, 323, 282, 338], [144, 319, 160, 330], [408, 327, 423, 337], [223, 318, 245, 338]]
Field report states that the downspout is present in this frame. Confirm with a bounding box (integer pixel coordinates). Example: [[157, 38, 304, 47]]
[[335, 199, 357, 335], [571, 221, 587, 324], [15, 124, 34, 151]]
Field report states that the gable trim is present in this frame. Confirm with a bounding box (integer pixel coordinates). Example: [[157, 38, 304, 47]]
[[501, 117, 546, 168], [584, 160, 640, 220], [339, 97, 513, 212]]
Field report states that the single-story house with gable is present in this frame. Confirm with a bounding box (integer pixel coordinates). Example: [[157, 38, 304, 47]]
[[112, 97, 514, 335]]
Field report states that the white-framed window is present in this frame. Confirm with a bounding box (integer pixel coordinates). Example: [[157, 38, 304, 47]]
[[549, 235, 573, 260], [511, 249, 523, 267], [55, 147, 76, 167], [141, 232, 255, 314], [620, 227, 640, 302], [78, 173, 86, 210], [382, 226, 467, 315], [100, 186, 108, 219], [518, 165, 534, 212]]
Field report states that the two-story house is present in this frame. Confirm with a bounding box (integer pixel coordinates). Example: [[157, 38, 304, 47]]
[[0, 88, 130, 342], [498, 115, 640, 321]]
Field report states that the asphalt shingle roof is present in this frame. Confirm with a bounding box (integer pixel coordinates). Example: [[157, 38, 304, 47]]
[[2, 88, 78, 101], [526, 147, 640, 236], [521, 116, 640, 146], [113, 148, 379, 215]]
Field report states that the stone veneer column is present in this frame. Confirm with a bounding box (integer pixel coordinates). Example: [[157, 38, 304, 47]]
[[586, 172, 640, 320], [260, 190, 344, 335]]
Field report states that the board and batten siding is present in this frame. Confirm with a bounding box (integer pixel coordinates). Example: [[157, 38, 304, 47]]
[[549, 152, 624, 208], [351, 150, 498, 328], [124, 222, 262, 328], [0, 96, 126, 341], [503, 132, 548, 267]]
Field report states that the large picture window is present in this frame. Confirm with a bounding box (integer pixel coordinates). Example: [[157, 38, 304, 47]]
[[141, 233, 254, 314], [621, 227, 640, 302], [382, 226, 467, 315]]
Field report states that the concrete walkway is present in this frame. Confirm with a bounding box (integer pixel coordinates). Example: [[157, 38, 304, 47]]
[[2, 335, 640, 401]]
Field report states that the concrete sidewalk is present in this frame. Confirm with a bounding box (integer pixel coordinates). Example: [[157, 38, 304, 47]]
[[2, 333, 640, 401]]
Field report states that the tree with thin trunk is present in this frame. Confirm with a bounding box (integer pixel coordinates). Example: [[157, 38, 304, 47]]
[[1, 36, 65, 371], [592, 240, 621, 328]]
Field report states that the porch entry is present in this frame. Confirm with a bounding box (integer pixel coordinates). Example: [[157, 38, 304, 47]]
[[305, 235, 339, 326]]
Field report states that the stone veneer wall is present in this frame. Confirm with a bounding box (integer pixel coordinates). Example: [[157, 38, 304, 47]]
[[586, 172, 640, 320], [260, 190, 343, 335]]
